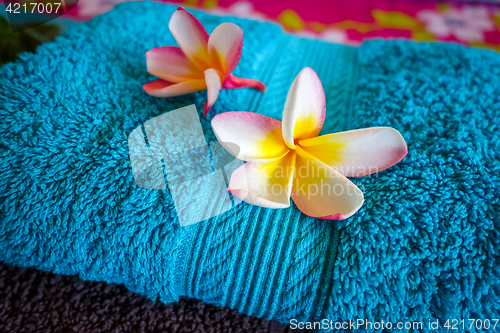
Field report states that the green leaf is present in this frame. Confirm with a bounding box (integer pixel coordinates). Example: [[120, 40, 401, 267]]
[[0, 16, 61, 66], [372, 10, 421, 29], [413, 30, 436, 42]]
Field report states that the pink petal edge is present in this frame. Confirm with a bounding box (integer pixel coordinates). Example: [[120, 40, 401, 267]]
[[146, 46, 202, 83], [143, 79, 206, 98], [226, 156, 294, 209], [315, 211, 358, 220], [298, 127, 408, 177], [222, 75, 266, 92], [290, 147, 364, 219], [203, 68, 222, 116], [211, 111, 289, 163], [169, 7, 210, 70], [208, 23, 243, 77]]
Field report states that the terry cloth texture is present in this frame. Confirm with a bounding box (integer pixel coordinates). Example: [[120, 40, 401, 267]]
[[0, 1, 499, 332], [0, 261, 305, 333]]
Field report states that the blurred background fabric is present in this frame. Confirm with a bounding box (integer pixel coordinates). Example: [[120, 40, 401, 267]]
[[2, 0, 500, 52]]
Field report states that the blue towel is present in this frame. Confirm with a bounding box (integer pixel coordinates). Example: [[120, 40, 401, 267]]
[[0, 2, 499, 331]]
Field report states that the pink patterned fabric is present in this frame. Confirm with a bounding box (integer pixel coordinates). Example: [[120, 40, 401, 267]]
[[21, 0, 500, 50]]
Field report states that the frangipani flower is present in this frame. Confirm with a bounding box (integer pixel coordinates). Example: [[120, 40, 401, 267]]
[[211, 67, 408, 219], [143, 7, 266, 116]]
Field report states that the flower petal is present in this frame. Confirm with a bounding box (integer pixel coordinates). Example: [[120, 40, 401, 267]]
[[228, 152, 295, 209], [169, 7, 210, 70], [143, 79, 206, 98], [146, 46, 203, 83], [291, 147, 364, 219], [282, 67, 326, 149], [222, 75, 266, 92], [203, 68, 223, 116], [211, 111, 290, 163], [298, 127, 407, 177], [208, 23, 243, 77]]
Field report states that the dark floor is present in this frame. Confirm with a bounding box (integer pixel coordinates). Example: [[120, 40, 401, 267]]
[[0, 262, 309, 333]]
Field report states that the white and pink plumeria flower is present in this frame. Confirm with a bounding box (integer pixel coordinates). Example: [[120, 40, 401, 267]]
[[144, 7, 266, 116], [211, 67, 408, 220]]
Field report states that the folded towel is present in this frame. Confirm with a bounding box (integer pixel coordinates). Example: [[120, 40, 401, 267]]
[[0, 2, 498, 332]]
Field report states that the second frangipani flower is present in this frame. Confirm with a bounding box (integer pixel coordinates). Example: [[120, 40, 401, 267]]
[[144, 7, 266, 116], [211, 67, 408, 220]]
